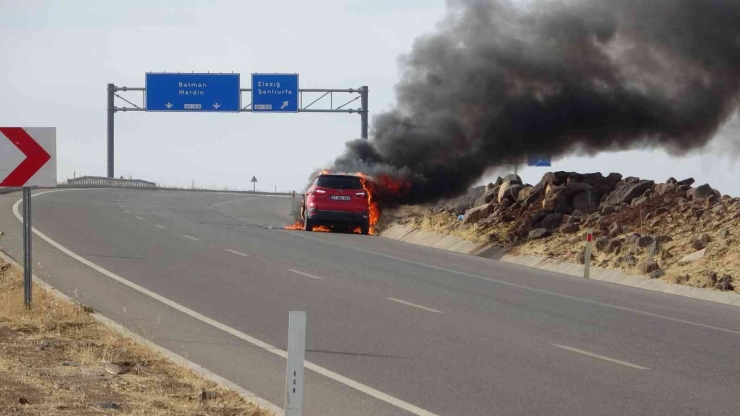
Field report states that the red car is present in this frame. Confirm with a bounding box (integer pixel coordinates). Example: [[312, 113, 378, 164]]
[[301, 173, 370, 234]]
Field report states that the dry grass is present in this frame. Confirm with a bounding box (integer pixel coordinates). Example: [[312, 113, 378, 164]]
[[385, 206, 494, 245], [0, 258, 273, 415]]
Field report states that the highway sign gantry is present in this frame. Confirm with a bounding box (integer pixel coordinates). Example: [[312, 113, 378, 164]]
[[0, 127, 56, 187], [252, 74, 299, 112], [145, 73, 240, 112]]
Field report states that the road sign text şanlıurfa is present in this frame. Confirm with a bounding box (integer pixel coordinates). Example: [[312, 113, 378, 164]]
[[252, 74, 299, 113], [145, 73, 240, 112]]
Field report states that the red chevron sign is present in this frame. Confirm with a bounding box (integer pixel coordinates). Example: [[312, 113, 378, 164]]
[[0, 127, 56, 187]]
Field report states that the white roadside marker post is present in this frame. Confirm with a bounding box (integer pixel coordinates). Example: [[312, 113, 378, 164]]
[[285, 311, 306, 416], [584, 229, 593, 279]]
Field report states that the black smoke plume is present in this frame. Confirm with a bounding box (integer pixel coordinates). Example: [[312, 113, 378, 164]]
[[328, 0, 740, 207]]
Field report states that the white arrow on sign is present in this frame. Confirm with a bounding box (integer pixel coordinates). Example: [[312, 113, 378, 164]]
[[280, 101, 289, 110], [165, 102, 173, 109], [213, 103, 221, 109]]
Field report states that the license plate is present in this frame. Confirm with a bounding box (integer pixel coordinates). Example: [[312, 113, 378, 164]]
[[330, 195, 351, 201]]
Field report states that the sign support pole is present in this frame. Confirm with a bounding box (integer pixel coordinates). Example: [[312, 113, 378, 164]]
[[22, 187, 32, 307], [285, 311, 306, 416], [360, 86, 369, 139], [107, 83, 115, 178]]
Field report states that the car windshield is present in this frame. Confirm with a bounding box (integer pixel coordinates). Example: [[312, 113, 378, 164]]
[[316, 175, 362, 190]]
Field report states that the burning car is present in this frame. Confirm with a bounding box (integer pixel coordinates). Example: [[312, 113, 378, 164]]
[[300, 173, 371, 234]]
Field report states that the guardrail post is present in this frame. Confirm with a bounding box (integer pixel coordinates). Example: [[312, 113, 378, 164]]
[[285, 311, 306, 416], [584, 229, 593, 279]]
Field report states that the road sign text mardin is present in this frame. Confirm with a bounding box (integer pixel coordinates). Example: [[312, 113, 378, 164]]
[[145, 73, 240, 112]]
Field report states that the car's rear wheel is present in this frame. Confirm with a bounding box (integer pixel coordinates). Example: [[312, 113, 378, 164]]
[[304, 207, 314, 231], [360, 220, 370, 235]]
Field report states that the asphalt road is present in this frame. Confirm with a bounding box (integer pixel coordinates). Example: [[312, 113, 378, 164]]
[[1, 188, 739, 415]]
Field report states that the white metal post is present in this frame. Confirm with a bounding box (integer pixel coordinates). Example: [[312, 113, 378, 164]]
[[584, 229, 593, 279], [285, 311, 306, 416]]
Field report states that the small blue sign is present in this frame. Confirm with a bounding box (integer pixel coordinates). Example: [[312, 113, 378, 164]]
[[251, 73, 299, 112], [527, 153, 552, 167], [145, 73, 240, 112]]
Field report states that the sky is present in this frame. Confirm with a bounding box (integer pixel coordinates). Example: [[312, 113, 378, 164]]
[[2, 0, 739, 196]]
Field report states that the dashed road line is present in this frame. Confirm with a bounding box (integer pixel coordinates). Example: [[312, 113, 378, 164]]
[[287, 269, 324, 280], [135, 216, 144, 221], [182, 235, 200, 241], [552, 344, 650, 370], [155, 225, 167, 229], [224, 249, 249, 257], [386, 297, 443, 313]]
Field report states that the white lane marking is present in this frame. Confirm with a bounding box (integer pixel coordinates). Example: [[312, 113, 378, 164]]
[[208, 197, 257, 209], [13, 192, 439, 416], [182, 235, 200, 241], [135, 216, 144, 221], [124, 210, 131, 214], [386, 298, 442, 314], [155, 225, 167, 229], [224, 249, 249, 257], [287, 269, 324, 280], [552, 344, 650, 370], [287, 231, 740, 337]]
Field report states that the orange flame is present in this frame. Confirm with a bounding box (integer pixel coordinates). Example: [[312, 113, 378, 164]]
[[356, 172, 411, 235], [285, 221, 303, 230], [284, 221, 331, 233]]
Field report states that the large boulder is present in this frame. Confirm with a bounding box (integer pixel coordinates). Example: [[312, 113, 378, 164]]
[[501, 174, 522, 185], [564, 182, 595, 197], [476, 186, 500, 206], [498, 180, 523, 203], [654, 182, 678, 195], [605, 180, 655, 206], [677, 177, 695, 186], [528, 228, 551, 240], [568, 172, 621, 194], [463, 203, 495, 224], [517, 186, 535, 202], [542, 184, 572, 214], [687, 184, 719, 201], [572, 190, 601, 214], [540, 213, 563, 230], [528, 210, 551, 228]]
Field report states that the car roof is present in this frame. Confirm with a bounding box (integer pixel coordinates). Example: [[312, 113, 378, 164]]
[[317, 173, 361, 179]]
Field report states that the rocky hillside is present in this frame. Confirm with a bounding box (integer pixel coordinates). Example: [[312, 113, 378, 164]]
[[390, 172, 740, 293]]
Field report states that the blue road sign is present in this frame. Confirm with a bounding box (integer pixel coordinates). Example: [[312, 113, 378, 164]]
[[527, 153, 552, 167], [251, 74, 299, 112], [145, 73, 240, 112]]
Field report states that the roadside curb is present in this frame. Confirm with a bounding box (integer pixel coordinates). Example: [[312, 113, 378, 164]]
[[0, 249, 284, 416], [379, 224, 740, 308]]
